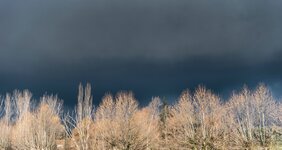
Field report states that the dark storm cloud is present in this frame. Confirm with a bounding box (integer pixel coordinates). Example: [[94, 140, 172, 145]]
[[1, 0, 282, 105]]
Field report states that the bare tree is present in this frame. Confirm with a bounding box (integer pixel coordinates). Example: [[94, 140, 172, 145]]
[[159, 99, 170, 147], [64, 83, 94, 150], [132, 97, 162, 149], [12, 95, 63, 150], [4, 94, 12, 125], [0, 94, 13, 149], [13, 90, 32, 122], [167, 90, 195, 149], [94, 92, 150, 150], [168, 87, 226, 149], [226, 84, 282, 149]]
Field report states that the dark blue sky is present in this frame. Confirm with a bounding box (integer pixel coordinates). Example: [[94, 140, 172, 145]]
[[1, 0, 282, 106]]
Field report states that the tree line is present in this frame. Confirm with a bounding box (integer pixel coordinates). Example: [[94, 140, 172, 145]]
[[0, 83, 281, 150]]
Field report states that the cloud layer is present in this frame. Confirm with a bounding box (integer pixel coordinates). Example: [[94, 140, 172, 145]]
[[1, 0, 282, 105]]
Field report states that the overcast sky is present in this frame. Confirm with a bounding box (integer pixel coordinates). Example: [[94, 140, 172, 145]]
[[1, 0, 282, 106]]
